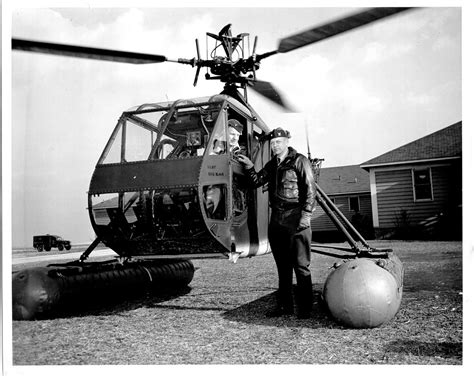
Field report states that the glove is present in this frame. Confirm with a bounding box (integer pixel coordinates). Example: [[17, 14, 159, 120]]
[[297, 211, 312, 232]]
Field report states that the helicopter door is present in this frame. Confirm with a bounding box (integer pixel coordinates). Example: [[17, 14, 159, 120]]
[[199, 111, 233, 251]]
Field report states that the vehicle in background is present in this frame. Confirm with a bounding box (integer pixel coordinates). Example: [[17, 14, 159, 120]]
[[33, 234, 71, 252]]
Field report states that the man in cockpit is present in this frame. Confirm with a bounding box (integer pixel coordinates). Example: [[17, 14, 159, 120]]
[[211, 119, 245, 156], [227, 119, 244, 155]]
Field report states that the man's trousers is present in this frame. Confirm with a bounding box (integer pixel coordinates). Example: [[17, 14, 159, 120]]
[[268, 208, 313, 314]]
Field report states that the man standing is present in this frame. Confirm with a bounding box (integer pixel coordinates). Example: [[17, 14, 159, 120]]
[[236, 128, 316, 319]]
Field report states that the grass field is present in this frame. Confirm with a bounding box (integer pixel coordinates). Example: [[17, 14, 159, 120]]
[[10, 240, 462, 365]]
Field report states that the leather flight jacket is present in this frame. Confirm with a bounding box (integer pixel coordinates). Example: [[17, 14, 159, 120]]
[[246, 147, 316, 219]]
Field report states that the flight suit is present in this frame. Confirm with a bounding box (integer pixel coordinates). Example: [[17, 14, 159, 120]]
[[246, 146, 316, 316]]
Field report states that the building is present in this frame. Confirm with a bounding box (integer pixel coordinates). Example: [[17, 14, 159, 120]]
[[311, 165, 373, 241], [360, 121, 462, 239]]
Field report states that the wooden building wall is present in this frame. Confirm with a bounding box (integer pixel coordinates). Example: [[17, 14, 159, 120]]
[[311, 193, 372, 232], [374, 162, 460, 229]]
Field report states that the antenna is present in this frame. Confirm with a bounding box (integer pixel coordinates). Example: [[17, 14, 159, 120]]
[[305, 118, 324, 182], [305, 119, 311, 160]]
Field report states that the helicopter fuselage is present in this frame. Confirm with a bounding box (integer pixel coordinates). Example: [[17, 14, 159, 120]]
[[88, 94, 272, 260]]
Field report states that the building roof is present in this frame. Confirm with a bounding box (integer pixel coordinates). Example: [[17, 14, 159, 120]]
[[317, 165, 370, 195], [361, 121, 462, 168]]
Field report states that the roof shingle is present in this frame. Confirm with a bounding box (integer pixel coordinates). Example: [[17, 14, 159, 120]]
[[361, 121, 461, 167], [317, 165, 370, 195]]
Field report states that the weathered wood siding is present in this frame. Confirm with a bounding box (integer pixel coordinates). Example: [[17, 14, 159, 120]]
[[311, 193, 372, 231], [375, 164, 458, 228]]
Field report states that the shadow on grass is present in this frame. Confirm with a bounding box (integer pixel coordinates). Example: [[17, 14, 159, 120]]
[[27, 286, 193, 320], [385, 340, 462, 360], [221, 283, 344, 329]]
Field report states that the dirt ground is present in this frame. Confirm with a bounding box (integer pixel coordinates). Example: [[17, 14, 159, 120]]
[[9, 240, 463, 365]]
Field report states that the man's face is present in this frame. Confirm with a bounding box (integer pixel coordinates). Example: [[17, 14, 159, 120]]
[[270, 137, 289, 157], [228, 127, 241, 147]]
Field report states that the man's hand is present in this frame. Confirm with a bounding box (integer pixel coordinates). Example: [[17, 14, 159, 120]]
[[236, 154, 254, 169], [297, 211, 312, 232]]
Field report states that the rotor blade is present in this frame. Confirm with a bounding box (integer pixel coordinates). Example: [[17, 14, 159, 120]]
[[278, 7, 412, 53], [250, 80, 294, 112], [12, 38, 168, 64], [193, 65, 201, 87]]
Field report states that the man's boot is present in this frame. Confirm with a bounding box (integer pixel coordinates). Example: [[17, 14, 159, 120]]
[[296, 275, 313, 319]]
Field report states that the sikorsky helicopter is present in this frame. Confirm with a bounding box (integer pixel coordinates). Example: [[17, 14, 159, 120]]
[[12, 8, 409, 326]]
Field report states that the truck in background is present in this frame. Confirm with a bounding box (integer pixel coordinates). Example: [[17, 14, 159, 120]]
[[33, 234, 72, 252]]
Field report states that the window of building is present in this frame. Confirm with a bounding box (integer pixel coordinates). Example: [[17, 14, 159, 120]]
[[412, 168, 433, 201], [349, 196, 360, 212]]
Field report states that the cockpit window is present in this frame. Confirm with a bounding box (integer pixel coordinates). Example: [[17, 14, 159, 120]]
[[208, 117, 227, 155], [99, 100, 223, 164], [203, 184, 227, 220]]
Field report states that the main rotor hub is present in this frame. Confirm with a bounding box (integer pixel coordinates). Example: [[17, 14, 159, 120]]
[[201, 24, 259, 87]]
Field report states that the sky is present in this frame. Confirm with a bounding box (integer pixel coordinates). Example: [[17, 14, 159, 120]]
[[3, 1, 467, 248]]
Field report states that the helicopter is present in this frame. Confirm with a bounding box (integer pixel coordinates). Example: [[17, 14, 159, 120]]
[[11, 7, 410, 323]]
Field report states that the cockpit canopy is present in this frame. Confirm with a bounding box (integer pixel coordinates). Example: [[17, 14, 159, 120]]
[[99, 96, 226, 165]]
